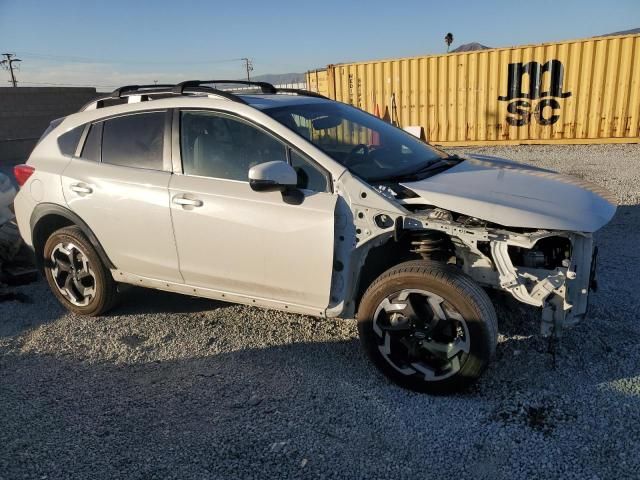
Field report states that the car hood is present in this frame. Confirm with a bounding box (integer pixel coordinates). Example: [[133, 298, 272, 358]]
[[400, 155, 617, 232]]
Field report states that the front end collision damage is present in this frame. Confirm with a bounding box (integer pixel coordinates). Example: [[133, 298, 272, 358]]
[[325, 153, 616, 338], [328, 178, 599, 338], [402, 215, 595, 337]]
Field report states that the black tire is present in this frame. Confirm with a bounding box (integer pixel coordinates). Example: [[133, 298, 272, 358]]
[[42, 226, 117, 316], [357, 260, 497, 394]]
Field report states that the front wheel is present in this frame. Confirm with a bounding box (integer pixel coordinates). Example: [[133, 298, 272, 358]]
[[357, 261, 497, 394]]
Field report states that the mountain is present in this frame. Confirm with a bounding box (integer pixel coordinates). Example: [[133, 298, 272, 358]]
[[451, 42, 491, 53], [598, 27, 640, 37]]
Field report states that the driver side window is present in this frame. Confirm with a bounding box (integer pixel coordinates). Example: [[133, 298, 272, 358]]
[[181, 110, 330, 192], [289, 150, 329, 192], [180, 111, 286, 181]]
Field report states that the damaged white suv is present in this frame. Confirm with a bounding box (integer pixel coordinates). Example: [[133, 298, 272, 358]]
[[13, 81, 616, 393]]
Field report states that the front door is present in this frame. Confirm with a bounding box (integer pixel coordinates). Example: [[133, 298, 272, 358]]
[[169, 110, 336, 310]]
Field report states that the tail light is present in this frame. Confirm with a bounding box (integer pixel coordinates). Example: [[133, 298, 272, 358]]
[[13, 164, 35, 187]]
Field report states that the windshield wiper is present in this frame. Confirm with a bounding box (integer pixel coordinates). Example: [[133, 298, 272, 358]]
[[372, 155, 463, 182]]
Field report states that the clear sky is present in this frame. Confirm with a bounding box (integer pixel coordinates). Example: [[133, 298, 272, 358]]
[[0, 0, 638, 88]]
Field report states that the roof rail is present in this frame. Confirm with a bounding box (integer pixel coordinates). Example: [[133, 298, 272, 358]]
[[180, 86, 248, 104], [276, 88, 328, 99], [79, 80, 325, 111], [112, 84, 175, 97], [80, 84, 249, 111], [172, 79, 277, 95]]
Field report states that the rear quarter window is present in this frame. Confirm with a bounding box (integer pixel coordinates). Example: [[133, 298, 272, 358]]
[[57, 126, 84, 156], [36, 117, 64, 145]]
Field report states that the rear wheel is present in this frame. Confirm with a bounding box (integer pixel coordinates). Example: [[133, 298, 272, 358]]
[[43, 226, 117, 316], [357, 261, 497, 394]]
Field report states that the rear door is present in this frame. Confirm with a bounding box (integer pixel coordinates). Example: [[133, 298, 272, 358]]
[[61, 110, 182, 283], [169, 109, 336, 310]]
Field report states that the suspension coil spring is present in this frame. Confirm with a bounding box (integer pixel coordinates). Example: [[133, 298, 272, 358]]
[[410, 232, 452, 260]]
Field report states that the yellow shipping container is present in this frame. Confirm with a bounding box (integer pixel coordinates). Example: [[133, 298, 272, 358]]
[[306, 34, 640, 146]]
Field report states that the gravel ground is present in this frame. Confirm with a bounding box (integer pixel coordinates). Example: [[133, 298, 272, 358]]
[[1, 144, 639, 479]]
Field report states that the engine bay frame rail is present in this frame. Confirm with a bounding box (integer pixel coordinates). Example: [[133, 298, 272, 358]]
[[398, 214, 594, 336]]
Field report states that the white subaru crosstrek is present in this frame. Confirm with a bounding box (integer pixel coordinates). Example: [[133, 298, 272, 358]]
[[13, 80, 616, 393]]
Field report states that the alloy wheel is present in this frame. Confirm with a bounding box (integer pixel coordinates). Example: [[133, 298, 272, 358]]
[[49, 242, 97, 307], [373, 289, 470, 381]]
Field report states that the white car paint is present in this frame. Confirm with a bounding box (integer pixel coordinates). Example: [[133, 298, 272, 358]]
[[401, 154, 617, 232], [61, 158, 182, 283], [168, 173, 336, 309]]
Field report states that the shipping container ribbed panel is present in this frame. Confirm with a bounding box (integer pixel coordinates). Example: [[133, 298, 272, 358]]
[[306, 34, 640, 145]]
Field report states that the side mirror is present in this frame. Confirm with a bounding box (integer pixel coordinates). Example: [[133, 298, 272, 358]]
[[249, 161, 297, 192]]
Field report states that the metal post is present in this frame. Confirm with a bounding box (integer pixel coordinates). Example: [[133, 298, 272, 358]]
[[1, 53, 21, 87], [241, 58, 253, 81]]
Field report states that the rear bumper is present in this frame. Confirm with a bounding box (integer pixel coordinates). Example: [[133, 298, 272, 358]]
[[13, 189, 35, 247]]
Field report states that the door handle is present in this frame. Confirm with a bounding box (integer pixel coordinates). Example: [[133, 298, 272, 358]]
[[172, 195, 203, 207], [70, 183, 93, 195]]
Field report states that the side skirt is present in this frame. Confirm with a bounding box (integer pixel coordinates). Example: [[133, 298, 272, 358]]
[[110, 270, 328, 318]]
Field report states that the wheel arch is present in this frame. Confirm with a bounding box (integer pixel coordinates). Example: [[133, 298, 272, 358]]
[[352, 228, 457, 315], [30, 203, 115, 272], [353, 237, 419, 314]]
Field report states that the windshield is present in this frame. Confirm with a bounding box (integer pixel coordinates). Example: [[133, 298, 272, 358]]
[[263, 102, 444, 182]]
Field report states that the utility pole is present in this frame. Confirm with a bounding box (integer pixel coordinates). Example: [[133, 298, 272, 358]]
[[241, 58, 253, 81], [0, 53, 21, 87]]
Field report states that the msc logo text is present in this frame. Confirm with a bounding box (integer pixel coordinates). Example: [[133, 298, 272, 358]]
[[498, 60, 572, 127]]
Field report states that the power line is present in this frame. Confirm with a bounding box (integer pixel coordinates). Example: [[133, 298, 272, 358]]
[[6, 52, 261, 89], [1, 53, 21, 87], [16, 51, 246, 65], [17, 81, 119, 88]]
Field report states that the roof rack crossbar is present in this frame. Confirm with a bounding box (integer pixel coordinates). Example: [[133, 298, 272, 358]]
[[173, 79, 277, 95]]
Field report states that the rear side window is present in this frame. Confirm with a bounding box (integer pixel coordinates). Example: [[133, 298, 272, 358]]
[[101, 112, 165, 170], [81, 123, 102, 162], [57, 126, 84, 156]]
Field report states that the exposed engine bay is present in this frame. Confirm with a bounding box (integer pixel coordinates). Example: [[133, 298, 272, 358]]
[[331, 178, 598, 339], [327, 152, 612, 342], [395, 200, 594, 337]]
